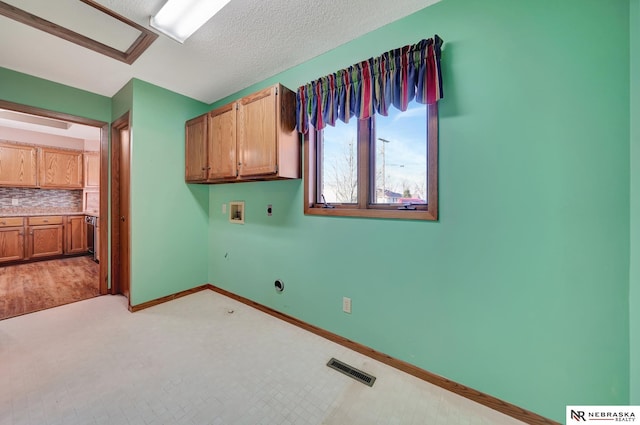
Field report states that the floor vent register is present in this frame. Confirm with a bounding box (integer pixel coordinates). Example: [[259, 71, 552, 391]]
[[326, 358, 376, 387]]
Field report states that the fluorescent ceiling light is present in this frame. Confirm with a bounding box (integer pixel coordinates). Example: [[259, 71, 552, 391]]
[[150, 0, 231, 43]]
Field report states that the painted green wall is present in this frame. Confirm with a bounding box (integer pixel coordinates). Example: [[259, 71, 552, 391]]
[[0, 68, 212, 305], [630, 0, 640, 405], [128, 79, 210, 305], [0, 67, 110, 123], [104, 80, 136, 291], [111, 80, 133, 122], [207, 0, 630, 421]]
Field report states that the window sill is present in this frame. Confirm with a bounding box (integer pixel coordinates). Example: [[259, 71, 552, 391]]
[[304, 205, 437, 221]]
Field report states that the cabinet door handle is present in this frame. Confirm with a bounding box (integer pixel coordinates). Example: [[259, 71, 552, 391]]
[[43, 219, 48, 223], [201, 167, 206, 171], [120, 216, 126, 222]]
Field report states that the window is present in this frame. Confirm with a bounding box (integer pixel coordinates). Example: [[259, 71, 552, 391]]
[[304, 100, 438, 220], [297, 36, 443, 220]]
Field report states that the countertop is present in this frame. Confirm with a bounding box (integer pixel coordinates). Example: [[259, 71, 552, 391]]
[[0, 210, 99, 218]]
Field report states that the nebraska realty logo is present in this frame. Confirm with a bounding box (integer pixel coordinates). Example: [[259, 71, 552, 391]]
[[567, 406, 639, 422]]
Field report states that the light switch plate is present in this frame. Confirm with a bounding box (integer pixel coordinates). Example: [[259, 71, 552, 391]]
[[342, 297, 352, 314]]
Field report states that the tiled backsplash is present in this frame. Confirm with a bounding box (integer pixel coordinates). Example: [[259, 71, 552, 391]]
[[0, 187, 82, 214]]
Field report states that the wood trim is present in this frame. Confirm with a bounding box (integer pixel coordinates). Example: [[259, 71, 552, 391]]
[[110, 112, 130, 298], [427, 103, 439, 220], [303, 204, 438, 220], [0, 0, 157, 65], [303, 129, 316, 214], [99, 124, 108, 295], [357, 118, 370, 209], [0, 100, 107, 128], [207, 285, 559, 425], [79, 0, 157, 62], [128, 285, 213, 312]]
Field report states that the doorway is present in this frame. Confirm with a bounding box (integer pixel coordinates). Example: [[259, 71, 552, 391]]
[[110, 113, 130, 302], [0, 100, 109, 319]]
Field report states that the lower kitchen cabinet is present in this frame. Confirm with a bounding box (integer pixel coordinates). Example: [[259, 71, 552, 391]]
[[0, 217, 25, 263], [0, 214, 94, 263], [27, 216, 64, 259], [65, 215, 86, 255]]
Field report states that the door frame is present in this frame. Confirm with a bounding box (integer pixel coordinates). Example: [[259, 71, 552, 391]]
[[109, 112, 130, 301], [0, 99, 109, 295]]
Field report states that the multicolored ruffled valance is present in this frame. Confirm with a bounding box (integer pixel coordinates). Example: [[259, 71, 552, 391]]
[[296, 35, 443, 134]]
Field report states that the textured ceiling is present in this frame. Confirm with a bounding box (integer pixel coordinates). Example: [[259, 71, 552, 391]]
[[0, 0, 440, 104]]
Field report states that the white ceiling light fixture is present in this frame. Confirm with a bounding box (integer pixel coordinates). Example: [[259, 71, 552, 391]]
[[150, 0, 231, 43]]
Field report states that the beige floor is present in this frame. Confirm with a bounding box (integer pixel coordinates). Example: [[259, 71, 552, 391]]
[[0, 290, 525, 425]]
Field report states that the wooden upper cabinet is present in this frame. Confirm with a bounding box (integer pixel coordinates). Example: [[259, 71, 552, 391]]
[[185, 114, 208, 182], [39, 147, 83, 189], [84, 152, 100, 188], [185, 83, 300, 184], [0, 142, 38, 187], [208, 103, 237, 180], [83, 190, 99, 215], [237, 86, 278, 178]]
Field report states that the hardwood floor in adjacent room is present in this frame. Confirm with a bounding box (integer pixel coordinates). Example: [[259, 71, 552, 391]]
[[0, 255, 99, 320]]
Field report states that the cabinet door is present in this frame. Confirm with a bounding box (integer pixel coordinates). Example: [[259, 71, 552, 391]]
[[84, 152, 100, 188], [83, 190, 100, 215], [237, 86, 278, 178], [208, 104, 237, 180], [39, 148, 83, 188], [65, 216, 86, 255], [0, 142, 38, 187], [185, 114, 208, 182], [28, 225, 64, 258], [0, 227, 25, 263]]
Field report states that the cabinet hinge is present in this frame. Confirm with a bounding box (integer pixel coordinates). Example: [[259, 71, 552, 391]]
[[275, 165, 278, 173], [275, 87, 278, 95]]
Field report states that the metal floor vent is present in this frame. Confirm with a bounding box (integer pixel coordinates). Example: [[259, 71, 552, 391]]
[[327, 358, 376, 387]]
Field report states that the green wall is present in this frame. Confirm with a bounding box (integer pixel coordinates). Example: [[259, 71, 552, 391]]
[[1, 0, 635, 420], [0, 69, 212, 303], [112, 79, 133, 122], [207, 0, 631, 421], [630, 0, 640, 405], [0, 67, 110, 123], [127, 79, 210, 305]]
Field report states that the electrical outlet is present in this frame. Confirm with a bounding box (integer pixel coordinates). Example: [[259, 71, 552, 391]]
[[342, 297, 352, 314], [11, 198, 19, 206]]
